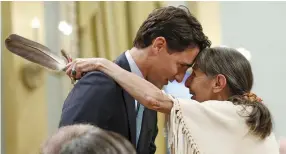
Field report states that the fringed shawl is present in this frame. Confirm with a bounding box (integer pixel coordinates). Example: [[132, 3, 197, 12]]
[[165, 94, 279, 154]]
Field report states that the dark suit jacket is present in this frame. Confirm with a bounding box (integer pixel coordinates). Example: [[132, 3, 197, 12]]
[[59, 53, 158, 154]]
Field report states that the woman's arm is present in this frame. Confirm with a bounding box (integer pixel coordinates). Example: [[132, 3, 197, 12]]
[[66, 58, 173, 113]]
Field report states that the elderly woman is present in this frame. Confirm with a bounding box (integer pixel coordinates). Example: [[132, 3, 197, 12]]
[[65, 47, 279, 154]]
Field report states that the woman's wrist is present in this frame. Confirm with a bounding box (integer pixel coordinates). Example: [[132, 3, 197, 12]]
[[95, 58, 119, 77], [93, 58, 104, 71]]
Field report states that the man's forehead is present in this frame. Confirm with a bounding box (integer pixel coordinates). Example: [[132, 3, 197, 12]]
[[171, 47, 199, 63], [185, 47, 200, 62], [180, 52, 198, 64]]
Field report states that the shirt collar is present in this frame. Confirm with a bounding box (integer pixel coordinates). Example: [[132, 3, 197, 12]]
[[125, 50, 144, 78]]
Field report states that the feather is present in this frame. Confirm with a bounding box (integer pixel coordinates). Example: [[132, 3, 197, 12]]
[[5, 34, 66, 71]]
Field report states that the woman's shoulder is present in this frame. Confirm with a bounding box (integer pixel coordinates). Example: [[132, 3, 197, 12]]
[[162, 90, 243, 116], [174, 98, 244, 121], [176, 98, 234, 109]]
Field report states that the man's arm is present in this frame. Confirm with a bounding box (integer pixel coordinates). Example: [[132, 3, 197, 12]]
[[59, 71, 118, 128]]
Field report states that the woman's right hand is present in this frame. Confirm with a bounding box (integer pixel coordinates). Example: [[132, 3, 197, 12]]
[[64, 58, 104, 80]]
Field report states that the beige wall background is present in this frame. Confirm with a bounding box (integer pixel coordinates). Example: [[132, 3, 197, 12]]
[[2, 2, 47, 154], [1, 1, 221, 154], [0, 2, 2, 153]]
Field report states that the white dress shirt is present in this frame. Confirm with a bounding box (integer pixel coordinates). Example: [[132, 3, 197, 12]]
[[125, 50, 144, 111]]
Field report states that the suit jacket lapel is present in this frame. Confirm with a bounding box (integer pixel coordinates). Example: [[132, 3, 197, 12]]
[[123, 91, 136, 146], [115, 53, 137, 146]]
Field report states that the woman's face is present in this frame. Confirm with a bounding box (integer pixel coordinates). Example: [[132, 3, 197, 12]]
[[184, 68, 216, 102]]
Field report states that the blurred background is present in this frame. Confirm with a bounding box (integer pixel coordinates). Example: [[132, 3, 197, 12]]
[[1, 1, 286, 154]]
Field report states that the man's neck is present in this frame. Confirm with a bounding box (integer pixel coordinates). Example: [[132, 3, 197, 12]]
[[129, 47, 150, 79]]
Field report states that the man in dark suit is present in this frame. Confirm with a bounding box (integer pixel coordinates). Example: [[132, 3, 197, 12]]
[[59, 6, 211, 154]]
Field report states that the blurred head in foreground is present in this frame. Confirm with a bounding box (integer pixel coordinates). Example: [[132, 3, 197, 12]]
[[41, 124, 136, 154]]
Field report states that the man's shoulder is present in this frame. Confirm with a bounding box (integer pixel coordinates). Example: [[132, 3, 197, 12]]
[[76, 70, 117, 87], [73, 52, 130, 89], [76, 58, 129, 87]]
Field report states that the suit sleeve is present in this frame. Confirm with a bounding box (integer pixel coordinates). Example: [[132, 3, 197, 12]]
[[149, 115, 158, 154], [59, 71, 118, 129]]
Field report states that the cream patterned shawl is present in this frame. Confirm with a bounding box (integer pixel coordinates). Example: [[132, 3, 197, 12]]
[[166, 94, 279, 154]]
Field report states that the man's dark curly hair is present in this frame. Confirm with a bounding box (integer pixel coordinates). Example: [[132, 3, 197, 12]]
[[133, 5, 211, 52]]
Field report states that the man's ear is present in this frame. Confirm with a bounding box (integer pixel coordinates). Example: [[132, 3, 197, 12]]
[[212, 74, 227, 93], [151, 37, 167, 55]]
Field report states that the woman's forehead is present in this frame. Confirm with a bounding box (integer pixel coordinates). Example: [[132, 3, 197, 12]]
[[192, 63, 199, 70]]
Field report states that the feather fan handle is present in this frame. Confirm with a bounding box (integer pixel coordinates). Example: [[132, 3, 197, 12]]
[[5, 34, 66, 71]]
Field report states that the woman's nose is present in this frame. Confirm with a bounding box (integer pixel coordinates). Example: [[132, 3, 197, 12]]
[[184, 75, 193, 88]]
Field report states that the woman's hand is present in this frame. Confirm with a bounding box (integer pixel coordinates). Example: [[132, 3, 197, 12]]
[[65, 58, 104, 80]]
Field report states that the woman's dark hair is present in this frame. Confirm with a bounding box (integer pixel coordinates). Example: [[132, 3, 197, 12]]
[[195, 47, 272, 140]]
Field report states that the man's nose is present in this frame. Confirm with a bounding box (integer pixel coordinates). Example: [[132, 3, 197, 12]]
[[175, 73, 185, 83]]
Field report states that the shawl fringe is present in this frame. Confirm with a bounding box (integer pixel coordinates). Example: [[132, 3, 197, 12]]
[[167, 97, 201, 154]]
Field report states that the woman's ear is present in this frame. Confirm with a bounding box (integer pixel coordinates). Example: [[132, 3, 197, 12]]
[[212, 74, 227, 93]]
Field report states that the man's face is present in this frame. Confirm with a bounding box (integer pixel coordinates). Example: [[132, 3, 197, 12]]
[[146, 37, 199, 88]]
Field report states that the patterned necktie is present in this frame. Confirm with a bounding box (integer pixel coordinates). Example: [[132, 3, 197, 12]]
[[136, 103, 144, 147]]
